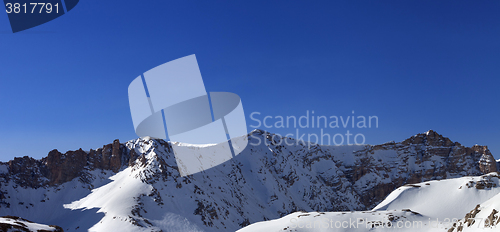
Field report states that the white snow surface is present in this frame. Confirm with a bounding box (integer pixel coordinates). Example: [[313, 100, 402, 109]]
[[373, 173, 500, 219], [239, 173, 500, 232], [237, 210, 449, 232], [452, 192, 500, 231]]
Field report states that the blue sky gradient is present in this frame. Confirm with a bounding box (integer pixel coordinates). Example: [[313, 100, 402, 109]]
[[0, 1, 499, 160]]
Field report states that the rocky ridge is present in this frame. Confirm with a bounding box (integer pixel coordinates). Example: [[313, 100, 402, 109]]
[[0, 130, 497, 231]]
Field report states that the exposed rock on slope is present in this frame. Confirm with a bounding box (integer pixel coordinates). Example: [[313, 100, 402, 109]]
[[447, 178, 500, 232], [4, 139, 130, 188], [0, 216, 63, 232]]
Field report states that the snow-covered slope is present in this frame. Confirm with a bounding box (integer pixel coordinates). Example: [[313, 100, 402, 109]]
[[237, 210, 444, 232], [0, 216, 63, 231], [447, 178, 500, 231], [0, 130, 497, 231], [373, 173, 500, 219], [239, 173, 500, 232], [0, 169, 114, 230]]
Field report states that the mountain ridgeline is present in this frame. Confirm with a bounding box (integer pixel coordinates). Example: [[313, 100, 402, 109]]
[[0, 130, 497, 231]]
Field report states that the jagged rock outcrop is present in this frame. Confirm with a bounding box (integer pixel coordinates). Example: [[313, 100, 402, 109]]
[[2, 139, 132, 187], [6, 156, 48, 188], [476, 145, 497, 174]]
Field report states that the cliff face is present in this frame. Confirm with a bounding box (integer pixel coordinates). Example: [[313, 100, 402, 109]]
[[476, 145, 497, 174], [349, 130, 497, 208], [4, 139, 132, 187], [0, 130, 497, 231], [243, 130, 497, 214]]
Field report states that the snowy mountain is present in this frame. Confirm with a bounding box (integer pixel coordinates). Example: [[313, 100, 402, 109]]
[[238, 173, 500, 232], [0, 130, 497, 231]]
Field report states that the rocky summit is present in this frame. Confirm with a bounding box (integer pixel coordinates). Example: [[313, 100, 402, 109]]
[[0, 130, 497, 231]]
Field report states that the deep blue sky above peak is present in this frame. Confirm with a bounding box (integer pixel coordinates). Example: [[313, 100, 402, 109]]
[[0, 0, 499, 160]]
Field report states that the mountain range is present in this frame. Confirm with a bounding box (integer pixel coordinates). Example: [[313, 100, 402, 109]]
[[0, 130, 498, 231]]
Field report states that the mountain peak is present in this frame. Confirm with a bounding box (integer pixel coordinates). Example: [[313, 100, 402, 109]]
[[249, 128, 265, 135], [402, 129, 456, 147], [425, 129, 435, 135]]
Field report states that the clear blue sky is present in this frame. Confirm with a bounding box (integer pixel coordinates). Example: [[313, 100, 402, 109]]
[[0, 1, 499, 161]]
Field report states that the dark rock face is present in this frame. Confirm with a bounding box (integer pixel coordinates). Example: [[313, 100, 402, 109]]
[[246, 130, 498, 212], [46, 149, 87, 185], [349, 130, 496, 209], [6, 156, 48, 188], [89, 139, 127, 172], [476, 145, 497, 174], [2, 139, 133, 187]]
